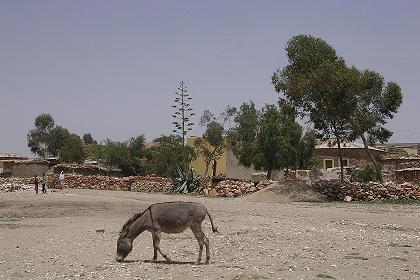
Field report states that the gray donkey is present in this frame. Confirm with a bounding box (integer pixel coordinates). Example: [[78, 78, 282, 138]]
[[116, 201, 218, 264]]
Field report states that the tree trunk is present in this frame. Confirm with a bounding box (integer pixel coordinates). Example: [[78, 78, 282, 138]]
[[335, 135, 345, 183], [267, 169, 272, 180], [204, 161, 210, 177], [361, 134, 383, 183]]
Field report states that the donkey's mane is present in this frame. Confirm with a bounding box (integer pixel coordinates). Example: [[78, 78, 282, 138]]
[[119, 207, 150, 236]]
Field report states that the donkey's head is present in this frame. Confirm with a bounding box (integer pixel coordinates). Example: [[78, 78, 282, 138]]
[[115, 231, 132, 262]]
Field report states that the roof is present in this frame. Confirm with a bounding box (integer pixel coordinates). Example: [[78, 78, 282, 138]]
[[0, 153, 28, 159], [315, 140, 385, 152]]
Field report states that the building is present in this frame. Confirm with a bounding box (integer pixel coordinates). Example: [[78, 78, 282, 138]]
[[0, 153, 28, 174], [315, 140, 386, 171], [187, 136, 286, 180], [1, 160, 49, 178]]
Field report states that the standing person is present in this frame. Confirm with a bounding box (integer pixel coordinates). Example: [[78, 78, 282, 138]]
[[34, 174, 39, 194], [58, 171, 65, 190], [41, 173, 47, 194]]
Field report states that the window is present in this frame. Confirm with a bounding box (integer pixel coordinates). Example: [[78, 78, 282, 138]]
[[341, 159, 349, 167], [324, 159, 333, 170]]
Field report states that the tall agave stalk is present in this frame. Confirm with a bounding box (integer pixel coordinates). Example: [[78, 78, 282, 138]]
[[171, 81, 195, 171]]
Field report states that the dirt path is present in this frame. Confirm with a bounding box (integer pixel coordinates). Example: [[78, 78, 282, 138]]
[[1, 189, 419, 280]]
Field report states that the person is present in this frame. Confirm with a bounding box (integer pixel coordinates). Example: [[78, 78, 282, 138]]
[[58, 171, 65, 190], [34, 174, 39, 194], [41, 173, 47, 194]]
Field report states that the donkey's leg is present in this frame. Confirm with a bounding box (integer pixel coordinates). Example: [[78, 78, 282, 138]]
[[191, 225, 208, 264], [152, 231, 172, 263], [151, 233, 158, 262]]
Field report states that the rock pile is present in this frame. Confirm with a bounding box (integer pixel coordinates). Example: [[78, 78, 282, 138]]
[[201, 179, 274, 197], [311, 180, 420, 201], [0, 177, 34, 193], [47, 174, 172, 192]]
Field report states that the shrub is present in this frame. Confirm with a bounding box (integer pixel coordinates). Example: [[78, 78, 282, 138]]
[[353, 165, 379, 182]]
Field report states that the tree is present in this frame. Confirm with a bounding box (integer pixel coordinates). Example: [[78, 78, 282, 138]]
[[119, 135, 149, 176], [27, 114, 87, 163], [82, 133, 97, 145], [47, 126, 72, 157], [194, 110, 226, 176], [91, 139, 129, 171], [59, 133, 85, 163], [349, 69, 403, 182], [27, 113, 55, 157], [272, 35, 359, 181], [229, 101, 310, 179], [171, 81, 195, 171], [147, 134, 196, 177]]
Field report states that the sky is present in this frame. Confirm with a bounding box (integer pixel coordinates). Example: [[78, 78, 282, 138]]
[[1, 0, 419, 156]]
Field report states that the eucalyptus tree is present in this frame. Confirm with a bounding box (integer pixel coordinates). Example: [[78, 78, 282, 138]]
[[272, 35, 359, 181], [349, 69, 402, 182]]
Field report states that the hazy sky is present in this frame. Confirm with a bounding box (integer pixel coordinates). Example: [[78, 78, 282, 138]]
[[1, 0, 419, 156]]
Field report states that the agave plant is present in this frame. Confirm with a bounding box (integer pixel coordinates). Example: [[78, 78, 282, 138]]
[[171, 166, 201, 194]]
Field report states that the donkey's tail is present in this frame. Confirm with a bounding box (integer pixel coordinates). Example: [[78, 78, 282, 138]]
[[206, 209, 219, 233]]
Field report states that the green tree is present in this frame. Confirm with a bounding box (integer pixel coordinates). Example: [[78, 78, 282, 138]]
[[27, 114, 87, 163], [82, 133, 97, 145], [148, 135, 195, 177], [272, 35, 359, 181], [119, 135, 149, 176], [349, 69, 403, 182], [194, 110, 226, 176], [92, 139, 129, 170], [59, 133, 86, 163], [229, 101, 309, 179], [27, 113, 55, 157], [171, 81, 195, 171], [47, 126, 71, 157]]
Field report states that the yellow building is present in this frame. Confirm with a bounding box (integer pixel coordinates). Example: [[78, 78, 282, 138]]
[[187, 136, 228, 177]]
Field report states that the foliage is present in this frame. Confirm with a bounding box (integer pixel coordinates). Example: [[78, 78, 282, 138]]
[[272, 34, 361, 181], [27, 113, 55, 157], [89, 136, 150, 176], [82, 133, 97, 145], [59, 133, 86, 163], [148, 135, 195, 178], [119, 135, 149, 176], [27, 114, 86, 162], [349, 69, 403, 182], [90, 139, 130, 171], [353, 165, 380, 183], [228, 101, 315, 179], [171, 166, 201, 194], [194, 110, 227, 176]]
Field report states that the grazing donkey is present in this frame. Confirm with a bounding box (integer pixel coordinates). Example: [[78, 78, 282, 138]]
[[115, 201, 218, 264]]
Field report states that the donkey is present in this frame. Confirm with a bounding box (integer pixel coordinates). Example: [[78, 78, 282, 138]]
[[115, 201, 218, 264]]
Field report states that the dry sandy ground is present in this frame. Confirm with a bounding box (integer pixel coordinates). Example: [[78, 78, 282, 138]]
[[0, 189, 419, 280]]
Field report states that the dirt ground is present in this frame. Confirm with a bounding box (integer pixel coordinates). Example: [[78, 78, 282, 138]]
[[0, 188, 419, 280]]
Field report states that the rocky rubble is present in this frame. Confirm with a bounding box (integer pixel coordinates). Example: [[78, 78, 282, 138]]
[[311, 180, 420, 201], [0, 177, 34, 193], [200, 178, 275, 197], [47, 174, 172, 192]]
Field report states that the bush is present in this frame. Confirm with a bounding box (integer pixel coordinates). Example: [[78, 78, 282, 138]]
[[353, 165, 379, 183]]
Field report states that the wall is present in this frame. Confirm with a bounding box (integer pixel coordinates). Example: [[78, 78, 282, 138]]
[[187, 136, 227, 177], [315, 148, 384, 171], [226, 149, 255, 180], [2, 161, 49, 178]]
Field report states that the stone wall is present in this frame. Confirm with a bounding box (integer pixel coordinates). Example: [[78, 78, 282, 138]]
[[47, 173, 172, 192], [312, 180, 420, 201], [2, 160, 50, 178]]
